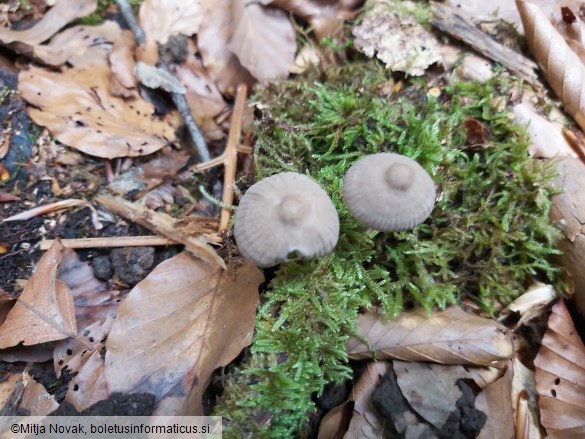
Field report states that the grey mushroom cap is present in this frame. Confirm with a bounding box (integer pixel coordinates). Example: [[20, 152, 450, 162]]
[[234, 172, 339, 267], [343, 153, 436, 231]]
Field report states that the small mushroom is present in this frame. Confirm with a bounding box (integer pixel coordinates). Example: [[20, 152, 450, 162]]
[[234, 172, 339, 267], [343, 153, 436, 231]]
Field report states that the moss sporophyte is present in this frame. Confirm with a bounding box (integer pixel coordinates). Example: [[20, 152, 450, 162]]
[[215, 63, 562, 437]]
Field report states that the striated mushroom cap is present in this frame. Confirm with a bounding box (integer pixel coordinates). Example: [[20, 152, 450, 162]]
[[234, 172, 339, 267], [343, 153, 436, 231]]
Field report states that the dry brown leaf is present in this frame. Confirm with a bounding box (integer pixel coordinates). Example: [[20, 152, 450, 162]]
[[550, 157, 585, 316], [18, 65, 176, 159], [347, 307, 513, 367], [64, 341, 109, 412], [264, 0, 361, 40], [0, 240, 77, 349], [0, 372, 20, 411], [197, 0, 260, 94], [534, 299, 585, 436], [512, 103, 576, 158], [0, 288, 15, 325], [2, 199, 85, 222], [517, 1, 585, 133], [353, 0, 442, 76], [345, 361, 389, 438], [0, 344, 54, 363], [171, 48, 227, 140], [31, 21, 121, 68], [104, 253, 263, 414], [18, 371, 59, 415], [475, 361, 515, 439], [228, 1, 297, 82], [54, 318, 113, 378], [511, 357, 542, 439], [317, 402, 352, 439], [109, 30, 138, 97], [139, 0, 203, 45], [394, 362, 470, 429], [498, 283, 557, 329], [0, 0, 96, 46]]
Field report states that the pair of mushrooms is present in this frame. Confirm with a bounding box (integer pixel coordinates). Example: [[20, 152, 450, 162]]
[[234, 153, 436, 267]]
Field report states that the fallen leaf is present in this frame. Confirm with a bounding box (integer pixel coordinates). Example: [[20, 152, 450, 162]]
[[139, 0, 204, 44], [317, 402, 352, 439], [0, 240, 77, 349], [18, 371, 59, 415], [31, 21, 122, 68], [264, 0, 361, 40], [54, 318, 113, 378], [109, 30, 138, 97], [64, 342, 109, 412], [2, 199, 85, 222], [345, 361, 389, 438], [104, 253, 263, 414], [475, 362, 515, 439], [228, 1, 297, 82], [498, 282, 557, 329], [0, 372, 20, 412], [347, 307, 513, 367], [512, 103, 577, 158], [0, 0, 97, 49], [352, 0, 442, 76], [534, 299, 585, 436], [18, 65, 177, 159], [197, 0, 258, 94], [0, 288, 15, 325], [511, 357, 542, 439], [517, 1, 585, 133], [171, 48, 227, 140], [394, 362, 466, 429]]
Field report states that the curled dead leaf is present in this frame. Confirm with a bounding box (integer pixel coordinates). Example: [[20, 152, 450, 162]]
[[347, 306, 513, 367], [534, 300, 585, 436]]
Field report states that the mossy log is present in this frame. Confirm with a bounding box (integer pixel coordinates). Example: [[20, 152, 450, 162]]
[[550, 157, 585, 315]]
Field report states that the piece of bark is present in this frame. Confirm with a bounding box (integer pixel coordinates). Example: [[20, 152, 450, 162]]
[[549, 157, 585, 316], [430, 2, 540, 86], [516, 1, 585, 132]]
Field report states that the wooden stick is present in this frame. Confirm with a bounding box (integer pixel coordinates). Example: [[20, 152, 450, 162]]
[[40, 236, 178, 250], [220, 84, 247, 233], [430, 2, 540, 87], [96, 194, 226, 269]]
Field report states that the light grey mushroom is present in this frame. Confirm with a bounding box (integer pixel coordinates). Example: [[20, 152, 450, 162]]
[[343, 153, 436, 231], [234, 172, 339, 267]]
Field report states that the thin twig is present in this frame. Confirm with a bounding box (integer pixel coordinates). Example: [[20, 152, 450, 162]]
[[219, 84, 247, 232], [40, 236, 178, 250], [115, 0, 145, 45], [170, 92, 211, 162]]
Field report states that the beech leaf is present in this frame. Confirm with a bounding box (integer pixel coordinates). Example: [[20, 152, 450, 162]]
[[139, 0, 204, 44], [104, 252, 263, 414], [227, 1, 297, 82], [475, 362, 515, 439], [534, 299, 585, 436], [347, 307, 513, 367], [516, 0, 585, 133], [0, 240, 76, 349], [18, 65, 177, 159]]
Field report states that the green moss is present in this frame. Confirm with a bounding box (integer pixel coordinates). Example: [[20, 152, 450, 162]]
[[214, 62, 562, 437], [78, 0, 142, 25]]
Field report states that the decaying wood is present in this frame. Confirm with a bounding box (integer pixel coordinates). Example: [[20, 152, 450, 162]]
[[516, 1, 585, 133], [95, 194, 226, 269], [40, 236, 178, 250], [549, 157, 585, 315], [430, 1, 540, 86]]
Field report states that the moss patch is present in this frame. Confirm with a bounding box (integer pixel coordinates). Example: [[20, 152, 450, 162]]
[[214, 62, 561, 437]]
